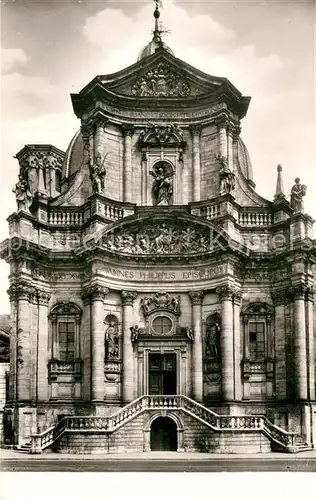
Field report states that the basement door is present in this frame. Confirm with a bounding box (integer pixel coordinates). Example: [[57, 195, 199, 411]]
[[148, 353, 177, 395]]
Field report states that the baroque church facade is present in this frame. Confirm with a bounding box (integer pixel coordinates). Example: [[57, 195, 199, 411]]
[[1, 5, 316, 453]]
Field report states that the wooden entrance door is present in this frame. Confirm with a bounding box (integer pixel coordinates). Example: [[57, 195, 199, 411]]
[[148, 353, 177, 395]]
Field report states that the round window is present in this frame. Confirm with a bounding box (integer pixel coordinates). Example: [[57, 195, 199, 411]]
[[152, 315, 173, 335]]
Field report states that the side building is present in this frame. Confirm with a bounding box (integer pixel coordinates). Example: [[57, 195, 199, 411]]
[[1, 8, 315, 454]]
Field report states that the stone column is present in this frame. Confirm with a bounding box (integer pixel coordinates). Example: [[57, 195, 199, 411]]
[[191, 125, 202, 202], [306, 286, 315, 401], [291, 284, 308, 401], [85, 284, 109, 403], [215, 115, 228, 160], [8, 282, 35, 402], [122, 125, 135, 202], [233, 291, 242, 401], [37, 290, 51, 402], [232, 124, 241, 174], [216, 285, 235, 401], [94, 118, 107, 157], [189, 291, 204, 402], [121, 290, 137, 403]]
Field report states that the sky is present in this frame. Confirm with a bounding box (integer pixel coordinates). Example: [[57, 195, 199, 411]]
[[0, 0, 315, 313]]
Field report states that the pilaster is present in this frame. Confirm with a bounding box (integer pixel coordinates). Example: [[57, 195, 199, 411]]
[[290, 284, 308, 400], [36, 290, 51, 402]]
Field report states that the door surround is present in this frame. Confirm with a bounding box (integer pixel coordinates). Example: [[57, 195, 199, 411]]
[[137, 340, 188, 397]]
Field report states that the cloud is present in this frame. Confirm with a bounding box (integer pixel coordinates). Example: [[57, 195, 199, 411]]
[[1, 47, 29, 74]]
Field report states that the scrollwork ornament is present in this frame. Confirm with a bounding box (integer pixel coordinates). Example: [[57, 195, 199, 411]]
[[189, 291, 204, 305], [121, 290, 137, 306]]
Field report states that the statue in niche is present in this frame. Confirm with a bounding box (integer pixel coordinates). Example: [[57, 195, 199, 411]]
[[105, 321, 119, 359], [149, 162, 174, 206], [13, 174, 32, 211], [216, 154, 235, 195], [290, 177, 307, 213], [205, 318, 221, 359], [90, 152, 107, 194]]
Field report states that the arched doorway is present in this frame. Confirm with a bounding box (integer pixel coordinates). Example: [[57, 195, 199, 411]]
[[150, 417, 177, 451]]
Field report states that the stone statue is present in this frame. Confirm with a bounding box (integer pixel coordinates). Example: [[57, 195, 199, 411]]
[[186, 327, 194, 342], [217, 155, 235, 195], [140, 297, 151, 314], [90, 152, 106, 194], [205, 321, 221, 359], [130, 325, 140, 343], [171, 295, 181, 313], [13, 174, 32, 211], [149, 163, 174, 205], [290, 178, 307, 213], [105, 322, 119, 358]]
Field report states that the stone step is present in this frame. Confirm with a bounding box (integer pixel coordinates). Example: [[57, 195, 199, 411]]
[[16, 442, 32, 453]]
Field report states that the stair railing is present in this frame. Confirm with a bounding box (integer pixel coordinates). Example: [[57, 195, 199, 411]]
[[30, 394, 298, 453]]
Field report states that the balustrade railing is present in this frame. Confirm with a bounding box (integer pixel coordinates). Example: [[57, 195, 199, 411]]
[[30, 394, 297, 453], [48, 211, 84, 226], [238, 211, 273, 227]]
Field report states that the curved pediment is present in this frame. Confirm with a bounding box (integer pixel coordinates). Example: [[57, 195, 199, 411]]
[[91, 212, 245, 261]]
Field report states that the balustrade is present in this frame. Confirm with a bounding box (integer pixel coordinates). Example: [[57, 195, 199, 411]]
[[238, 211, 273, 226], [30, 394, 297, 453]]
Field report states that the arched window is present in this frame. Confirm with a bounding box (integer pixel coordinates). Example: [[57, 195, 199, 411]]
[[241, 303, 272, 362], [205, 313, 221, 360], [50, 302, 82, 362], [104, 314, 119, 359]]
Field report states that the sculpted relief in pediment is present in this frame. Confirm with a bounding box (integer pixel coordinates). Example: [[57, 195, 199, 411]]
[[101, 222, 213, 256], [131, 63, 193, 97]]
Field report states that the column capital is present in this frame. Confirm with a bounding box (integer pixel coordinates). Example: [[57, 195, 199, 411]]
[[289, 283, 308, 300], [7, 282, 35, 302], [93, 117, 108, 131], [82, 284, 109, 303], [305, 285, 314, 302], [121, 290, 137, 306], [214, 114, 229, 130], [189, 291, 204, 305], [37, 289, 51, 305], [232, 124, 242, 141], [216, 284, 240, 302], [190, 124, 202, 137], [122, 124, 135, 137]]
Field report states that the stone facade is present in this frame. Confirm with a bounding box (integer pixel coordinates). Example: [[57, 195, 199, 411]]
[[1, 22, 315, 454]]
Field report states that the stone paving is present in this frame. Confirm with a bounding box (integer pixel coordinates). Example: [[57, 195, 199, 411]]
[[1, 447, 316, 460]]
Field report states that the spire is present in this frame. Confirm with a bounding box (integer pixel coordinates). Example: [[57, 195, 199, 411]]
[[274, 164, 285, 199], [152, 1, 163, 44], [137, 1, 174, 61]]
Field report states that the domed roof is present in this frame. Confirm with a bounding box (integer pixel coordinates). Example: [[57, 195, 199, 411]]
[[61, 130, 83, 181], [237, 137, 254, 182], [137, 39, 174, 61]]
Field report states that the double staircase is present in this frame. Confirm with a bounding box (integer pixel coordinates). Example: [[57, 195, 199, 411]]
[[28, 395, 307, 454]]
